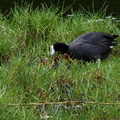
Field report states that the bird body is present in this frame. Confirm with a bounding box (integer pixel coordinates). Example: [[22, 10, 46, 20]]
[[51, 32, 118, 61]]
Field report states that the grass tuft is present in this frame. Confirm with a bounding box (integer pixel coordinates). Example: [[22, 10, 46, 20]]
[[0, 3, 120, 119]]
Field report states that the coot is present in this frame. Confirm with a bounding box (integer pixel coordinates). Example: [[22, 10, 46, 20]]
[[50, 32, 118, 61]]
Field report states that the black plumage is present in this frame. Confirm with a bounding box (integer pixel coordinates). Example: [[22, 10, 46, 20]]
[[51, 32, 118, 61]]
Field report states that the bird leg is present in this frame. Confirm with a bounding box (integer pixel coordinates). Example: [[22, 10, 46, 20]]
[[97, 58, 101, 63], [62, 53, 75, 63]]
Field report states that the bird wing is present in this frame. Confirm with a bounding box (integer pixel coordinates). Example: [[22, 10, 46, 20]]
[[70, 32, 118, 46]]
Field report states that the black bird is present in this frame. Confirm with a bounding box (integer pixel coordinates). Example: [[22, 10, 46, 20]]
[[50, 32, 118, 61]]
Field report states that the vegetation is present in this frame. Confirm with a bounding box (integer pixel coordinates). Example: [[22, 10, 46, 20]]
[[0, 4, 120, 120]]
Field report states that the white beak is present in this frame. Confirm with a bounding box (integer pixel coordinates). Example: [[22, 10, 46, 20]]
[[50, 45, 55, 55]]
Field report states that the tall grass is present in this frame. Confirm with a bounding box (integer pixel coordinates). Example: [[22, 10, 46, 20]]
[[0, 4, 120, 120]]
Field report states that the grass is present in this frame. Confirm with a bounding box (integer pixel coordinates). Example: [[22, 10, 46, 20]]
[[0, 3, 120, 120]]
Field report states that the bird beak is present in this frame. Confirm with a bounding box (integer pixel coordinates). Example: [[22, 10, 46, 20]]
[[50, 45, 55, 55]]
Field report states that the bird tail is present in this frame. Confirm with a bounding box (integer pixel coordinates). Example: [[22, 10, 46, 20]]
[[112, 35, 119, 39]]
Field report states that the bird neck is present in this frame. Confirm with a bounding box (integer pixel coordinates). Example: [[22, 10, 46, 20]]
[[55, 43, 69, 54]]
